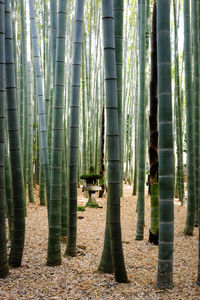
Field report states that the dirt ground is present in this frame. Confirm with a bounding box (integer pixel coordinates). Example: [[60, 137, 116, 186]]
[[0, 184, 199, 299]]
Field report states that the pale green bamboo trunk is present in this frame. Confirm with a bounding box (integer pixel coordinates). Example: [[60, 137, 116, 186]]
[[27, 62, 34, 203], [48, 0, 57, 167], [39, 162, 46, 205], [29, 0, 50, 211], [133, 58, 138, 196], [20, 0, 28, 194], [43, 0, 48, 81], [81, 39, 88, 174], [45, 29, 52, 129], [114, 0, 124, 195], [50, 0, 57, 81]]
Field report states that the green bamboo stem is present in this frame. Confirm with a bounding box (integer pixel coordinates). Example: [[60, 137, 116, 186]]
[[27, 62, 34, 203], [61, 140, 68, 237], [133, 58, 138, 196], [39, 158, 46, 206], [47, 0, 67, 266], [88, 4, 93, 169], [121, 0, 129, 195], [98, 200, 113, 273], [0, 0, 9, 278], [36, 128, 40, 185], [50, 0, 57, 82], [20, 0, 28, 194], [45, 28, 52, 130], [48, 94, 53, 165], [101, 0, 128, 283], [19, 45, 24, 155], [65, 0, 85, 258], [10, 0, 17, 89], [149, 0, 159, 243], [29, 0, 50, 211], [43, 0, 48, 81], [5, 141, 13, 241], [114, 0, 124, 195], [156, 0, 174, 289], [135, 0, 146, 241], [99, 106, 105, 197], [5, 0, 25, 268], [197, 0, 200, 285], [33, 77, 38, 186], [173, 0, 184, 205], [98, 33, 108, 270], [192, 0, 199, 224], [81, 36, 88, 174]]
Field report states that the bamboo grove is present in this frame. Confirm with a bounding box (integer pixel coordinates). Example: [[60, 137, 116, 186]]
[[0, 0, 200, 290]]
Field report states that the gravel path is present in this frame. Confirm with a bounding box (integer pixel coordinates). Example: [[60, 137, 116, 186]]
[[0, 184, 199, 299]]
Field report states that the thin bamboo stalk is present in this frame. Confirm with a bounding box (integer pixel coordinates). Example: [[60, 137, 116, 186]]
[[28, 0, 50, 211]]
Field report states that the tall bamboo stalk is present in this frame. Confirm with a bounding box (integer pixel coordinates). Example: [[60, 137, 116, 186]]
[[45, 28, 52, 129], [61, 140, 68, 237], [184, 0, 195, 236], [133, 58, 138, 196], [47, 0, 67, 266], [135, 0, 146, 241], [81, 35, 88, 174], [50, 0, 57, 81], [192, 0, 199, 223], [114, 0, 124, 194], [173, 0, 184, 205], [29, 0, 50, 210], [20, 0, 28, 193], [27, 62, 34, 203], [19, 44, 24, 155], [156, 0, 174, 289], [0, 0, 9, 278], [197, 0, 200, 285], [65, 0, 85, 257], [149, 0, 159, 244], [5, 140, 13, 241], [39, 162, 45, 205], [10, 0, 17, 88], [101, 0, 128, 283], [5, 0, 25, 268]]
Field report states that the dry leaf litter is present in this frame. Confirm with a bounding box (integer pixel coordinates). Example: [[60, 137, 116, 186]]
[[0, 184, 199, 299]]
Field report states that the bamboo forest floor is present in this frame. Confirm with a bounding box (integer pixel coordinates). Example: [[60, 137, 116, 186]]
[[0, 185, 200, 299]]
